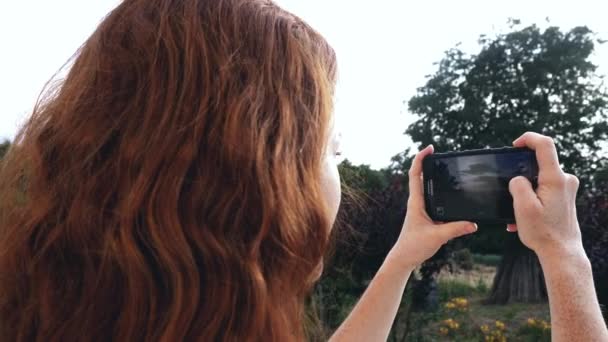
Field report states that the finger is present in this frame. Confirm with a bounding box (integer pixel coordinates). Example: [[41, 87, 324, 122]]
[[509, 176, 542, 213], [407, 145, 434, 208], [506, 224, 518, 232], [435, 221, 477, 243], [512, 132, 562, 181]]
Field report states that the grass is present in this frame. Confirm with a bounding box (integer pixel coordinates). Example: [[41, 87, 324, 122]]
[[436, 263, 496, 303], [405, 260, 550, 341], [438, 279, 482, 302]]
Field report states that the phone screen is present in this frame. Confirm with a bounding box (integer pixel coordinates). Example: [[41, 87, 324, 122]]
[[425, 149, 537, 223]]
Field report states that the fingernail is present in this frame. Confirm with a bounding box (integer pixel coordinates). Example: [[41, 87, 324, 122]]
[[468, 223, 477, 232]]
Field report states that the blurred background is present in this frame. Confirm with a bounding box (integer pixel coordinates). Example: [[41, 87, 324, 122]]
[[1, 1, 607, 341]]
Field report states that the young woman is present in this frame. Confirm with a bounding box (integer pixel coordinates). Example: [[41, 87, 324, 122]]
[[0, 0, 605, 341]]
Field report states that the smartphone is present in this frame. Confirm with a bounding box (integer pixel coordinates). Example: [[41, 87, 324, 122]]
[[422, 147, 538, 224]]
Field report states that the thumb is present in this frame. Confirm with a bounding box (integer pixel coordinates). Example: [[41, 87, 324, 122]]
[[435, 221, 477, 243], [509, 176, 539, 212]]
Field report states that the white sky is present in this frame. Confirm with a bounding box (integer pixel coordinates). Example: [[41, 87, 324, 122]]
[[1, 0, 606, 169]]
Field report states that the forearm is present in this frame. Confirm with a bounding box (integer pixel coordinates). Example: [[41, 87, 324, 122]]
[[330, 252, 413, 342], [538, 248, 608, 342]]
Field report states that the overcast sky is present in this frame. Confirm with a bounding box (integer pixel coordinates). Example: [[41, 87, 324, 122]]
[[1, 0, 606, 169]]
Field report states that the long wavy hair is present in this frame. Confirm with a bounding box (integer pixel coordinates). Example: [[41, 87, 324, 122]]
[[0, 0, 337, 340]]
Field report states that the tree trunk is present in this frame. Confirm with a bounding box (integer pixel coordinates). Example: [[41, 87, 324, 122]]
[[486, 233, 547, 304]]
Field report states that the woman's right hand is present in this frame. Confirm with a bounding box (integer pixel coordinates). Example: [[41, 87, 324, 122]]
[[508, 132, 585, 260]]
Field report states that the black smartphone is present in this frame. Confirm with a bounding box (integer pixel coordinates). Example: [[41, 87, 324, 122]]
[[422, 147, 538, 224]]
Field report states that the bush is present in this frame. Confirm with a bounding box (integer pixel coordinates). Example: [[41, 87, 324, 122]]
[[517, 318, 551, 342], [438, 280, 477, 302], [453, 248, 474, 270], [475, 277, 489, 294], [472, 253, 502, 267]]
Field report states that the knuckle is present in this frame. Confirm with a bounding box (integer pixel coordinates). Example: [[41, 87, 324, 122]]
[[541, 136, 555, 148], [518, 202, 538, 216], [547, 173, 567, 187], [555, 174, 567, 187], [566, 174, 580, 188], [566, 174, 580, 194]]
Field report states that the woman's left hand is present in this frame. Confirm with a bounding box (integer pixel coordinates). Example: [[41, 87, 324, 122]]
[[387, 145, 478, 270]]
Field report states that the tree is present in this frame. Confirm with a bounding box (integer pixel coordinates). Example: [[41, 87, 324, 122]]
[[312, 160, 396, 336], [406, 22, 608, 303], [312, 159, 419, 340]]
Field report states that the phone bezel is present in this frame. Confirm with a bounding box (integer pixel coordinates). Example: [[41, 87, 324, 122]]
[[422, 147, 538, 225]]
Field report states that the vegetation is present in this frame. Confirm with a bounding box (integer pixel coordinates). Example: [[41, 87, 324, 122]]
[[472, 254, 503, 267], [405, 266, 552, 341], [407, 21, 608, 304], [312, 21, 608, 339]]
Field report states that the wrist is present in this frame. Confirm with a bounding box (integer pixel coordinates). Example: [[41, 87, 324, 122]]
[[385, 248, 417, 274], [536, 243, 590, 270]]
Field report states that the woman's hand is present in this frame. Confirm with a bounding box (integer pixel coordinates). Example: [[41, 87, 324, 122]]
[[507, 132, 584, 260], [507, 133, 608, 341], [387, 145, 477, 270]]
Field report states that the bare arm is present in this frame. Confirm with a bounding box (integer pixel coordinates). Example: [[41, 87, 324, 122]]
[[539, 248, 607, 341], [330, 145, 477, 342], [509, 132, 608, 342], [329, 253, 413, 342]]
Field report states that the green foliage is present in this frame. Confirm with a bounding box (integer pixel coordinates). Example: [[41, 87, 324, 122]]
[[453, 248, 474, 271], [472, 254, 503, 267], [406, 292, 551, 341], [438, 280, 478, 302], [405, 22, 608, 304], [338, 159, 388, 193], [313, 160, 410, 334], [313, 271, 360, 332], [517, 318, 551, 342], [461, 227, 506, 255], [315, 22, 608, 338], [407, 22, 608, 183], [475, 277, 489, 294], [578, 171, 608, 314]]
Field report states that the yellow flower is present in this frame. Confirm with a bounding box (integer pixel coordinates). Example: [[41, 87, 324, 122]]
[[456, 297, 468, 306], [445, 302, 456, 309], [541, 321, 551, 330], [527, 318, 536, 326], [439, 327, 449, 335], [442, 318, 460, 330], [480, 324, 490, 333], [495, 320, 505, 330]]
